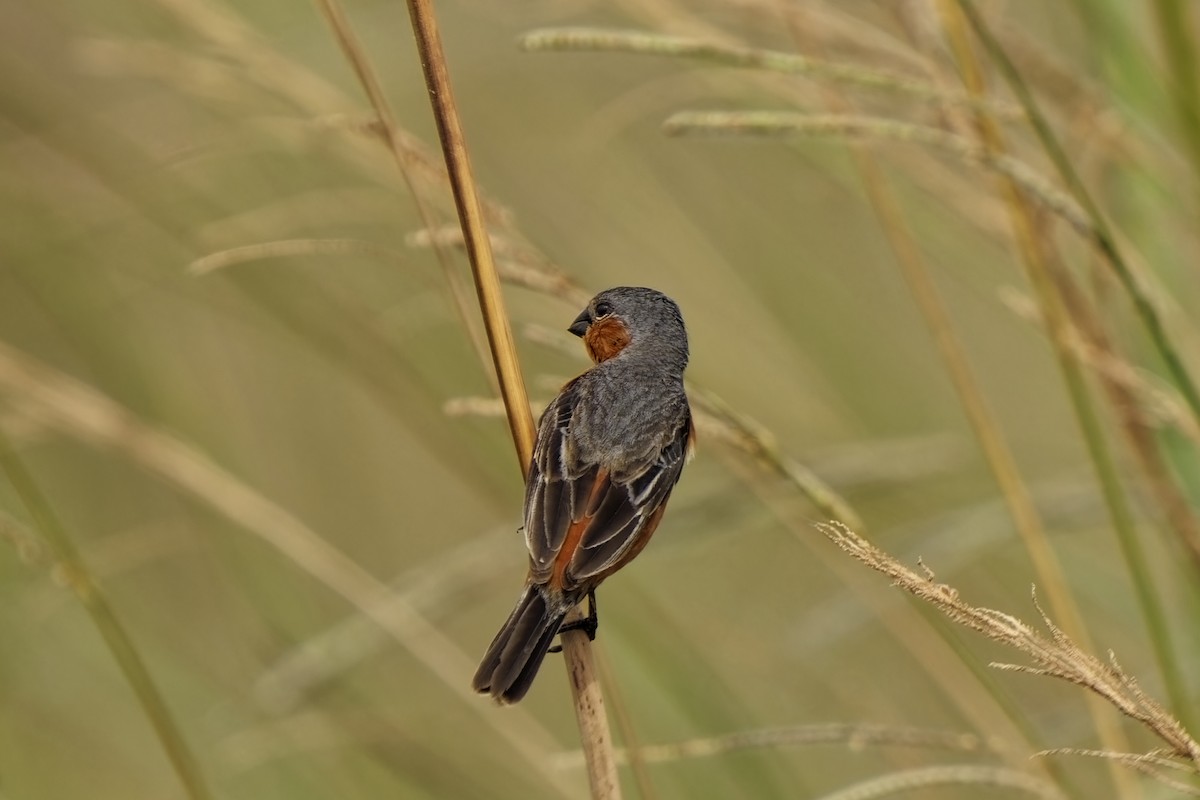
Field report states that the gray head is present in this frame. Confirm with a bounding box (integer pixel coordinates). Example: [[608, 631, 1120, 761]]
[[568, 286, 689, 369]]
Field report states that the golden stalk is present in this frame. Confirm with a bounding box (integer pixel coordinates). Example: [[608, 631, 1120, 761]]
[[402, 1, 619, 797]]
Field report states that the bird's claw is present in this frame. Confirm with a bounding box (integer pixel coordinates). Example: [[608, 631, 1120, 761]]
[[549, 590, 598, 653]]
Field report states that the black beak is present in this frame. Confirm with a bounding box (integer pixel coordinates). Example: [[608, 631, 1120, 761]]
[[568, 309, 591, 338]]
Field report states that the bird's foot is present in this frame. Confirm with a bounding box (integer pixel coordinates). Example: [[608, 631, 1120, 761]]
[[549, 590, 598, 653]]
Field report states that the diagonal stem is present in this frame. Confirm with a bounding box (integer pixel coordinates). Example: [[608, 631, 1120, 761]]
[[0, 429, 213, 800]]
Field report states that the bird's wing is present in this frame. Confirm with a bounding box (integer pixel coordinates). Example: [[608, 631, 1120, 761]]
[[524, 381, 692, 590], [523, 378, 584, 582]]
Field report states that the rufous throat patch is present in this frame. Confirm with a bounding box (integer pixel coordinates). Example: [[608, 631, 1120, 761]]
[[584, 317, 632, 363]]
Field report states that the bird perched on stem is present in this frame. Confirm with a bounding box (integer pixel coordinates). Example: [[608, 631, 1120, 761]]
[[473, 286, 694, 704]]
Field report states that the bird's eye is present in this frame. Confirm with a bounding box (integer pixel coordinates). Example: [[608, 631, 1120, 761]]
[[595, 301, 613, 317]]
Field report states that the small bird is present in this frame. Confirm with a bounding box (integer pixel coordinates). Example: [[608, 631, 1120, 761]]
[[472, 287, 694, 704]]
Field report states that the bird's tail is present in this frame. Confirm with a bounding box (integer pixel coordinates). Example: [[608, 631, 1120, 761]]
[[472, 584, 567, 704]]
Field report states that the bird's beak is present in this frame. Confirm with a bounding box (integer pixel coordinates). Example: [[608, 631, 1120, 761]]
[[568, 309, 591, 338]]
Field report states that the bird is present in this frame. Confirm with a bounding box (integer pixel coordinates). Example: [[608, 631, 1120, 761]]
[[472, 286, 694, 704]]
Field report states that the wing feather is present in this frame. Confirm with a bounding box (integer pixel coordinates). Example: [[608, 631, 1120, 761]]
[[523, 379, 582, 580], [565, 412, 692, 585], [524, 377, 692, 590]]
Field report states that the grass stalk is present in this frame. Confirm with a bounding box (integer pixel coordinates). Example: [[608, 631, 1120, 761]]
[[0, 428, 214, 800], [1045, 262, 1200, 574], [594, 647, 657, 800], [812, 764, 1064, 800], [401, 0, 534, 471], [661, 111, 1092, 238], [1151, 0, 1200, 192], [402, 1, 619, 797], [938, 0, 1193, 737], [519, 27, 1021, 117], [553, 722, 1005, 769]]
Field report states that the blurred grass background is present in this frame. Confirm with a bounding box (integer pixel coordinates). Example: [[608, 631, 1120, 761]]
[[2, 0, 1199, 798]]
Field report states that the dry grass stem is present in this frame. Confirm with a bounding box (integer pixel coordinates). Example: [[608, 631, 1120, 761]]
[[662, 111, 1092, 238], [551, 722, 1004, 770], [404, 0, 616, 796], [812, 764, 1064, 800], [816, 521, 1200, 767], [681, 386, 866, 528], [1046, 268, 1200, 573], [1037, 748, 1200, 796], [520, 28, 1022, 117], [187, 238, 406, 275], [402, 0, 535, 470]]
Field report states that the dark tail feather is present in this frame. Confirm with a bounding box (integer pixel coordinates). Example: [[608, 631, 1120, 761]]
[[472, 585, 567, 704]]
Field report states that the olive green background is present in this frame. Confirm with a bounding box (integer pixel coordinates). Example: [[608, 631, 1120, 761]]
[[1, 1, 1198, 798]]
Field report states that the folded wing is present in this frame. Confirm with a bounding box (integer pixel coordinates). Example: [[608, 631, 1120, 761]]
[[524, 381, 692, 591]]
